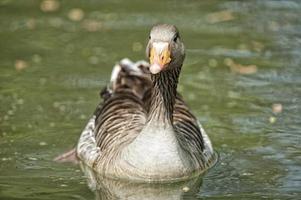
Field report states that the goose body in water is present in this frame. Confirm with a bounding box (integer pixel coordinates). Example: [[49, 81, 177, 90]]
[[76, 24, 216, 182]]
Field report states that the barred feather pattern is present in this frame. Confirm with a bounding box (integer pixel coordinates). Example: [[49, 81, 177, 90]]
[[147, 67, 180, 124], [76, 59, 216, 180], [173, 96, 214, 169], [148, 66, 215, 170], [93, 91, 147, 174]]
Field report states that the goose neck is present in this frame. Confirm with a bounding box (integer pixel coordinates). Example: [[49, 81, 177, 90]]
[[147, 67, 181, 125]]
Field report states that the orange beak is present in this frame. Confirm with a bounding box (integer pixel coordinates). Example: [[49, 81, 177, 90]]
[[149, 42, 171, 74]]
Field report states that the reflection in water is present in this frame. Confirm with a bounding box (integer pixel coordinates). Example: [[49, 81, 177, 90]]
[[80, 163, 203, 200]]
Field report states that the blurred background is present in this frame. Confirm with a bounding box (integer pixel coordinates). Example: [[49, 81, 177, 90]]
[[0, 0, 300, 199]]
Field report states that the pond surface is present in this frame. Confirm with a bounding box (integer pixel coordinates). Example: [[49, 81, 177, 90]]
[[0, 0, 300, 199]]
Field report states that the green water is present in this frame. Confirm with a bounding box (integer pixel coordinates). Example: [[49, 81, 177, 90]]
[[0, 0, 300, 199]]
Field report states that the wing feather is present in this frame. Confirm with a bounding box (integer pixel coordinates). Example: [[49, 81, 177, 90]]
[[77, 59, 213, 170]]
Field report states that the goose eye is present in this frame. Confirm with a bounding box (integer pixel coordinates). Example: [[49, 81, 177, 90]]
[[149, 35, 151, 39], [173, 33, 179, 42]]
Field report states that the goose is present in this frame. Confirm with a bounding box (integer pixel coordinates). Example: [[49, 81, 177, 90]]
[[63, 24, 216, 182]]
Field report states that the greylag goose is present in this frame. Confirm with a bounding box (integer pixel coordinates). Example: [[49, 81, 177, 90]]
[[76, 24, 216, 182]]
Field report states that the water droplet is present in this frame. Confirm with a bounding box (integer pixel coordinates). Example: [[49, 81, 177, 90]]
[[272, 103, 282, 114], [60, 184, 68, 187], [28, 157, 38, 161], [269, 116, 276, 124], [182, 186, 190, 192], [40, 0, 60, 12], [68, 8, 84, 21], [39, 141, 47, 146], [15, 60, 28, 71]]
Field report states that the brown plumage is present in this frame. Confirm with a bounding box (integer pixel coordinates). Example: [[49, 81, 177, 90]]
[[74, 24, 216, 182]]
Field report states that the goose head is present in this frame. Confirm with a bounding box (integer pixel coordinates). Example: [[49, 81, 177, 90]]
[[146, 24, 185, 74]]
